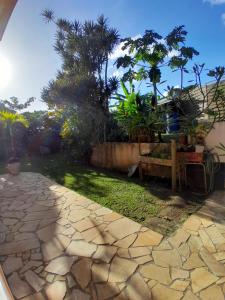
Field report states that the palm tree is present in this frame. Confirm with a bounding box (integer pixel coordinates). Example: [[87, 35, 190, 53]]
[[0, 111, 28, 158]]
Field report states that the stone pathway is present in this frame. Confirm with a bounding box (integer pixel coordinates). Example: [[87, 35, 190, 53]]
[[0, 172, 225, 299]]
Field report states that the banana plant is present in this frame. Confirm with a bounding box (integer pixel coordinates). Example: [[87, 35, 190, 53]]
[[114, 80, 168, 139]]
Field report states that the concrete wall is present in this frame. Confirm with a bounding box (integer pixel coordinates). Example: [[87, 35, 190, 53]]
[[205, 122, 225, 163], [90, 142, 170, 172]]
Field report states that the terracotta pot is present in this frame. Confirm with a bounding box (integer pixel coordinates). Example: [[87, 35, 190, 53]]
[[7, 162, 20, 175], [178, 134, 188, 145]]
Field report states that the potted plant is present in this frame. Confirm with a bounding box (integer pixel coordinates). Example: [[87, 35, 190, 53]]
[[0, 111, 28, 175], [6, 156, 21, 175]]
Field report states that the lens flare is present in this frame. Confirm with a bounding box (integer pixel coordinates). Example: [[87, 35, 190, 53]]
[[0, 54, 12, 89]]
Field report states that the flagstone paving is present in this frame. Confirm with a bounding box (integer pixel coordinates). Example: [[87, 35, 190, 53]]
[[0, 172, 225, 299]]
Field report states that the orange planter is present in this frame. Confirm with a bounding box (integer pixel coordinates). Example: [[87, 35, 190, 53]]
[[177, 152, 204, 163]]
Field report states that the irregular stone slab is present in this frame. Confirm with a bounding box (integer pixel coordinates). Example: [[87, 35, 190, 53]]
[[183, 215, 201, 232], [108, 256, 137, 282], [125, 273, 151, 300], [46, 274, 54, 283], [71, 196, 92, 207], [199, 247, 225, 276], [61, 226, 75, 236], [27, 204, 49, 212], [152, 249, 182, 267], [41, 238, 64, 261], [0, 238, 40, 255], [68, 209, 90, 223], [55, 234, 70, 249], [170, 280, 189, 291], [188, 235, 203, 253], [205, 226, 225, 247], [20, 221, 39, 232], [135, 255, 153, 265], [45, 281, 66, 300], [182, 290, 199, 300], [133, 230, 163, 247], [154, 240, 172, 250], [92, 231, 116, 245], [45, 256, 76, 275], [113, 291, 127, 300], [191, 267, 218, 293], [214, 251, 225, 261], [106, 218, 141, 240], [73, 218, 97, 232], [199, 229, 216, 253], [31, 253, 42, 260], [67, 274, 76, 288], [21, 292, 45, 300], [3, 218, 18, 225], [215, 222, 225, 233], [88, 203, 102, 211], [113, 234, 137, 248], [24, 209, 57, 222], [66, 240, 97, 257], [199, 284, 224, 300], [19, 260, 42, 273], [139, 264, 171, 285], [3, 256, 23, 275], [152, 283, 183, 300], [116, 248, 130, 258], [198, 215, 214, 227], [37, 223, 64, 242], [218, 243, 225, 251], [95, 282, 120, 299], [103, 212, 122, 222], [24, 270, 45, 292], [92, 263, 110, 283], [129, 247, 150, 258], [71, 258, 92, 289], [217, 277, 225, 284], [93, 245, 117, 263], [0, 221, 8, 232], [81, 225, 106, 242], [95, 207, 112, 216], [15, 232, 36, 241], [8, 272, 33, 299], [168, 229, 190, 248], [183, 253, 205, 270], [177, 243, 190, 259], [171, 268, 189, 280], [72, 289, 90, 300], [39, 217, 58, 229]]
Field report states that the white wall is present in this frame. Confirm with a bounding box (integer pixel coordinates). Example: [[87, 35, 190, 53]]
[[205, 122, 225, 163]]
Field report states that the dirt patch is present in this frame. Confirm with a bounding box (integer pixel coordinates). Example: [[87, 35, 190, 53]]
[[144, 193, 203, 236]]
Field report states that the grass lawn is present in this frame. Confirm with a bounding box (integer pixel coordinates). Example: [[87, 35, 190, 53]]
[[0, 154, 203, 236]]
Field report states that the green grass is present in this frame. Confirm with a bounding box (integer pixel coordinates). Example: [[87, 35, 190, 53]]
[[0, 155, 162, 223], [0, 154, 202, 234]]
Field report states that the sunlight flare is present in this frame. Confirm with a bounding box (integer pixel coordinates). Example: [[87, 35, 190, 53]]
[[0, 54, 12, 89]]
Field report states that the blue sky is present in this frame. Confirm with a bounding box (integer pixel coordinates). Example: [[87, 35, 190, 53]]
[[0, 0, 225, 111]]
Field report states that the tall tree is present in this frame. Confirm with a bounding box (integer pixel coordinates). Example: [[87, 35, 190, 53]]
[[116, 26, 199, 104], [41, 10, 119, 113]]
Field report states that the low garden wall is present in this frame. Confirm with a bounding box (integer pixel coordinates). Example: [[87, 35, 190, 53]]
[[90, 142, 169, 172]]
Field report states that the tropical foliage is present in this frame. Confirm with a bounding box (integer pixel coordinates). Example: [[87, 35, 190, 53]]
[[0, 111, 29, 158], [40, 11, 122, 159], [114, 81, 168, 140], [116, 26, 199, 101]]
